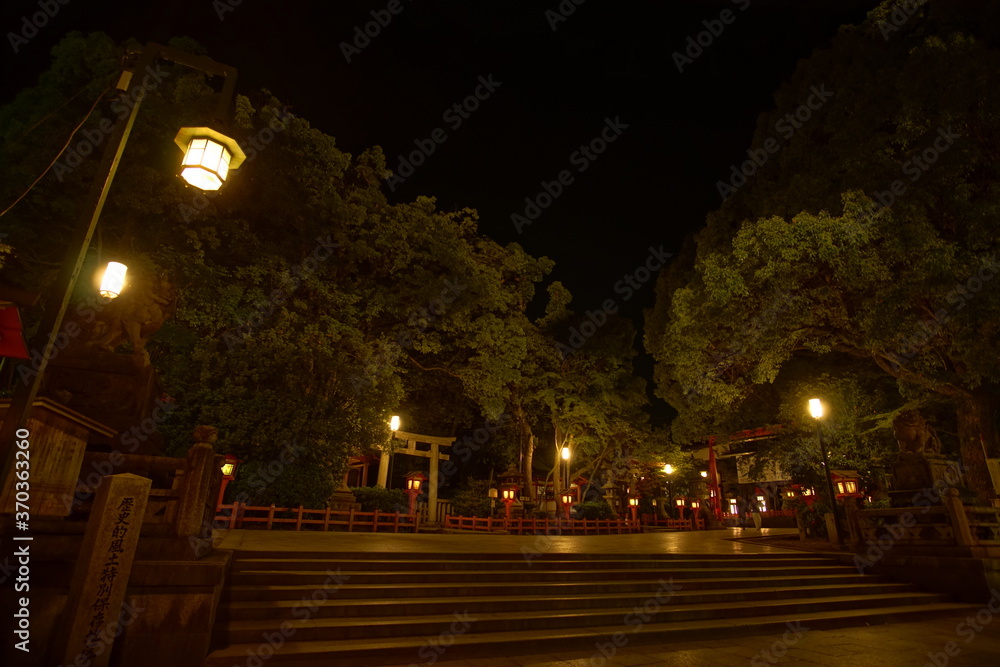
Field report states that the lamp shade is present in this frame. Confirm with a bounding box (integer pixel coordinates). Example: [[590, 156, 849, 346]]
[[808, 398, 824, 419], [389, 415, 401, 431], [174, 127, 246, 191], [99, 262, 128, 299]]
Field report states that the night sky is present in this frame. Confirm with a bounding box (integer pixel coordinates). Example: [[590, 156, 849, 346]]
[[1, 0, 884, 417]]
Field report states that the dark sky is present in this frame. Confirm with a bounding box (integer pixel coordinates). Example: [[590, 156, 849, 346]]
[[1, 0, 884, 419]]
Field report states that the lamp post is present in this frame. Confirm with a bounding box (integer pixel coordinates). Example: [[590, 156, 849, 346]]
[[663, 464, 675, 516], [560, 492, 574, 521], [675, 497, 686, 521], [690, 499, 701, 530], [628, 497, 639, 525], [405, 471, 426, 516], [0, 42, 246, 509], [809, 398, 842, 541], [216, 454, 241, 511], [502, 486, 519, 520]]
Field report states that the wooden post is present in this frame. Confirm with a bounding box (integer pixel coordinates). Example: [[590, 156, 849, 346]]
[[57, 473, 150, 667], [296, 505, 304, 531], [348, 507, 355, 532], [266, 505, 275, 530], [429, 442, 440, 522], [323, 506, 331, 531], [373, 509, 380, 533], [173, 442, 216, 537], [228, 502, 239, 529], [944, 488, 975, 547]]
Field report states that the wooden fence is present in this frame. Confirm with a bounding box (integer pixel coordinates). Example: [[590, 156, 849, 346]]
[[443, 514, 640, 535], [641, 514, 706, 530], [215, 502, 419, 533]]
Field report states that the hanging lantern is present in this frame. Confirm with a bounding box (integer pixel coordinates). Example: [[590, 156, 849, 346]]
[[174, 127, 246, 191], [99, 262, 128, 299]]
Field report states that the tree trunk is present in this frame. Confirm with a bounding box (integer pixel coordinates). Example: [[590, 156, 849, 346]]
[[513, 399, 536, 500], [956, 389, 999, 503], [523, 432, 535, 501]]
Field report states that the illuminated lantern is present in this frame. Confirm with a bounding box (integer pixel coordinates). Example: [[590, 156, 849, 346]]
[[99, 262, 128, 299], [174, 127, 246, 191]]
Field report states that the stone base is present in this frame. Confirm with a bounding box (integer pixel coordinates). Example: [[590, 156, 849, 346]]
[[890, 454, 962, 507], [329, 488, 361, 512]]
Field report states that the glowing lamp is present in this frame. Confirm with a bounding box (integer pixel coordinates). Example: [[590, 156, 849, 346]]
[[99, 262, 128, 299], [389, 415, 401, 431], [174, 127, 246, 191], [691, 500, 700, 509], [700, 471, 708, 478], [503, 488, 517, 501], [808, 398, 824, 419], [675, 498, 685, 507], [407, 477, 422, 491], [628, 497, 639, 507], [561, 446, 570, 460], [663, 464, 674, 475]]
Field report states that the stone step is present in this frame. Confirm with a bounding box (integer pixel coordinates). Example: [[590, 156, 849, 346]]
[[212, 592, 954, 644], [228, 563, 856, 586], [227, 549, 823, 562], [223, 572, 896, 601], [216, 582, 922, 621], [229, 556, 838, 572], [204, 602, 976, 666]]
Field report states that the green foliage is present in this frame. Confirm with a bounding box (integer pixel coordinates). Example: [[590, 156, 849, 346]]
[[226, 458, 334, 509], [647, 3, 1000, 487], [450, 479, 493, 518], [574, 500, 614, 520], [350, 487, 407, 513]]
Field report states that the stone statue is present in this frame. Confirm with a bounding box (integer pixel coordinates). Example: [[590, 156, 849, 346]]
[[69, 271, 177, 366], [892, 410, 942, 456], [193, 425, 218, 445]]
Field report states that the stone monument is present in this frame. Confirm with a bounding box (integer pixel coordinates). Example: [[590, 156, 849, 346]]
[[889, 410, 963, 507]]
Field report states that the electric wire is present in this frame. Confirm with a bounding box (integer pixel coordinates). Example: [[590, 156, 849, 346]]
[[0, 84, 113, 220]]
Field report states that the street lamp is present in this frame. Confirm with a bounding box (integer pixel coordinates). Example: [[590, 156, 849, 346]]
[[216, 454, 241, 511], [809, 397, 842, 542], [98, 261, 128, 300], [502, 486, 519, 520], [389, 415, 401, 432], [405, 471, 426, 516], [561, 492, 574, 521], [174, 127, 246, 191], [663, 464, 675, 515], [675, 497, 686, 521], [628, 497, 639, 524], [0, 42, 247, 508]]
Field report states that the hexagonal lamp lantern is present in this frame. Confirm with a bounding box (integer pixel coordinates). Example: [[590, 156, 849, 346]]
[[99, 261, 128, 300], [174, 127, 246, 191]]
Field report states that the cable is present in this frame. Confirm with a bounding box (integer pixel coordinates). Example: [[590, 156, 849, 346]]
[[4, 82, 95, 147], [0, 84, 113, 220]]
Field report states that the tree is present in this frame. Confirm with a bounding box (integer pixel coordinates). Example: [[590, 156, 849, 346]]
[[647, 1, 1000, 499], [0, 33, 555, 504]]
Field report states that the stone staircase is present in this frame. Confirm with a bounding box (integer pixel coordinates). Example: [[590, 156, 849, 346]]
[[204, 550, 973, 666]]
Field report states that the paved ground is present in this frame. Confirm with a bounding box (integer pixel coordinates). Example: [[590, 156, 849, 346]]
[[213, 527, 1000, 665], [213, 526, 810, 555]]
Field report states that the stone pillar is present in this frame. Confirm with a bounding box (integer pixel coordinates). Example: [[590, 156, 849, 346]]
[[376, 452, 389, 488], [429, 443, 439, 523], [57, 473, 150, 667]]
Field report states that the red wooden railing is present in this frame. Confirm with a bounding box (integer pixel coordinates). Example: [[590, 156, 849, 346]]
[[443, 515, 641, 535], [214, 502, 419, 533]]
